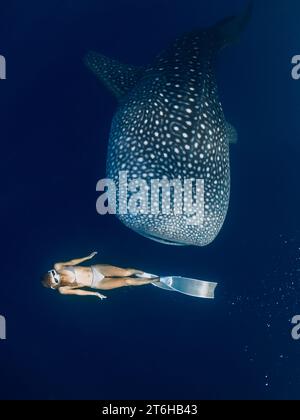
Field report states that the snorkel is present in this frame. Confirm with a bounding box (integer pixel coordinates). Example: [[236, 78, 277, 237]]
[[48, 269, 61, 289]]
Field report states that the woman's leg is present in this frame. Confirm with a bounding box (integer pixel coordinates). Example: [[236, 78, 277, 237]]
[[93, 265, 144, 278], [98, 277, 159, 290]]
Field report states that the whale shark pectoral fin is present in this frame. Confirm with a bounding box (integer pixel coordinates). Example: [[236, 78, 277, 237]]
[[226, 123, 238, 144], [84, 51, 145, 100], [213, 0, 253, 50]]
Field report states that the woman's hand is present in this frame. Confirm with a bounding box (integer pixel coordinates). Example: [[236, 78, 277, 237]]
[[96, 292, 107, 300], [59, 288, 107, 300], [55, 252, 98, 269], [88, 251, 98, 259]]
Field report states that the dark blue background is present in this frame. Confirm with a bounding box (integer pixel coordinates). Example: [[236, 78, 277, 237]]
[[1, 0, 300, 400]]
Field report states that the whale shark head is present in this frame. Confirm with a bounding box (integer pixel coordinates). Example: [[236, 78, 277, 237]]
[[86, 2, 252, 246]]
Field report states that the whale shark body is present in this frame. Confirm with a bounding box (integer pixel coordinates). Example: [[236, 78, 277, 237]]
[[86, 3, 251, 246]]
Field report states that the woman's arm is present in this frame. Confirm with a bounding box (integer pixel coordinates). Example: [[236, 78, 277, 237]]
[[54, 252, 97, 271], [58, 286, 106, 300]]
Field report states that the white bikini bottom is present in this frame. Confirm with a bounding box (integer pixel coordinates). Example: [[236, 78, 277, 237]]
[[91, 266, 105, 288]]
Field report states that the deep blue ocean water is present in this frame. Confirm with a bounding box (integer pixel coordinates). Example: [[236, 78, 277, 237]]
[[1, 0, 300, 400]]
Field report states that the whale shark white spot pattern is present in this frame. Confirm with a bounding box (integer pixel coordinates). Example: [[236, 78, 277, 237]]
[[86, 2, 252, 246]]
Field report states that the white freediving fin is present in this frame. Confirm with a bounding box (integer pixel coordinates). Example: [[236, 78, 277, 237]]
[[138, 273, 217, 299], [162, 276, 217, 299]]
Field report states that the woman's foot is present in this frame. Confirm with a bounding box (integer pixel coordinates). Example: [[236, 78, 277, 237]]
[[96, 293, 107, 300]]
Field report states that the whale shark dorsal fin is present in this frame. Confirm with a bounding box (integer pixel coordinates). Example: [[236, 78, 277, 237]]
[[84, 51, 145, 100], [226, 123, 238, 144], [213, 0, 253, 50]]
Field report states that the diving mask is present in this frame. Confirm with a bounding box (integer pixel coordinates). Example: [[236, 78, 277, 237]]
[[48, 269, 61, 289]]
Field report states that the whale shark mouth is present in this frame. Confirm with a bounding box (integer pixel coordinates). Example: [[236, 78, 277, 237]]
[[139, 231, 189, 247]]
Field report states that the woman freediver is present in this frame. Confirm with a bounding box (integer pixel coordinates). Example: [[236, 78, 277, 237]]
[[41, 252, 159, 300], [42, 252, 218, 300]]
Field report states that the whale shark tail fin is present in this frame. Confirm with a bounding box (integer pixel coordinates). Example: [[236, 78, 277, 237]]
[[213, 1, 253, 50], [84, 51, 145, 100]]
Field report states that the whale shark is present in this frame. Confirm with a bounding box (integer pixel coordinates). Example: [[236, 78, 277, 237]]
[[86, 3, 252, 246]]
